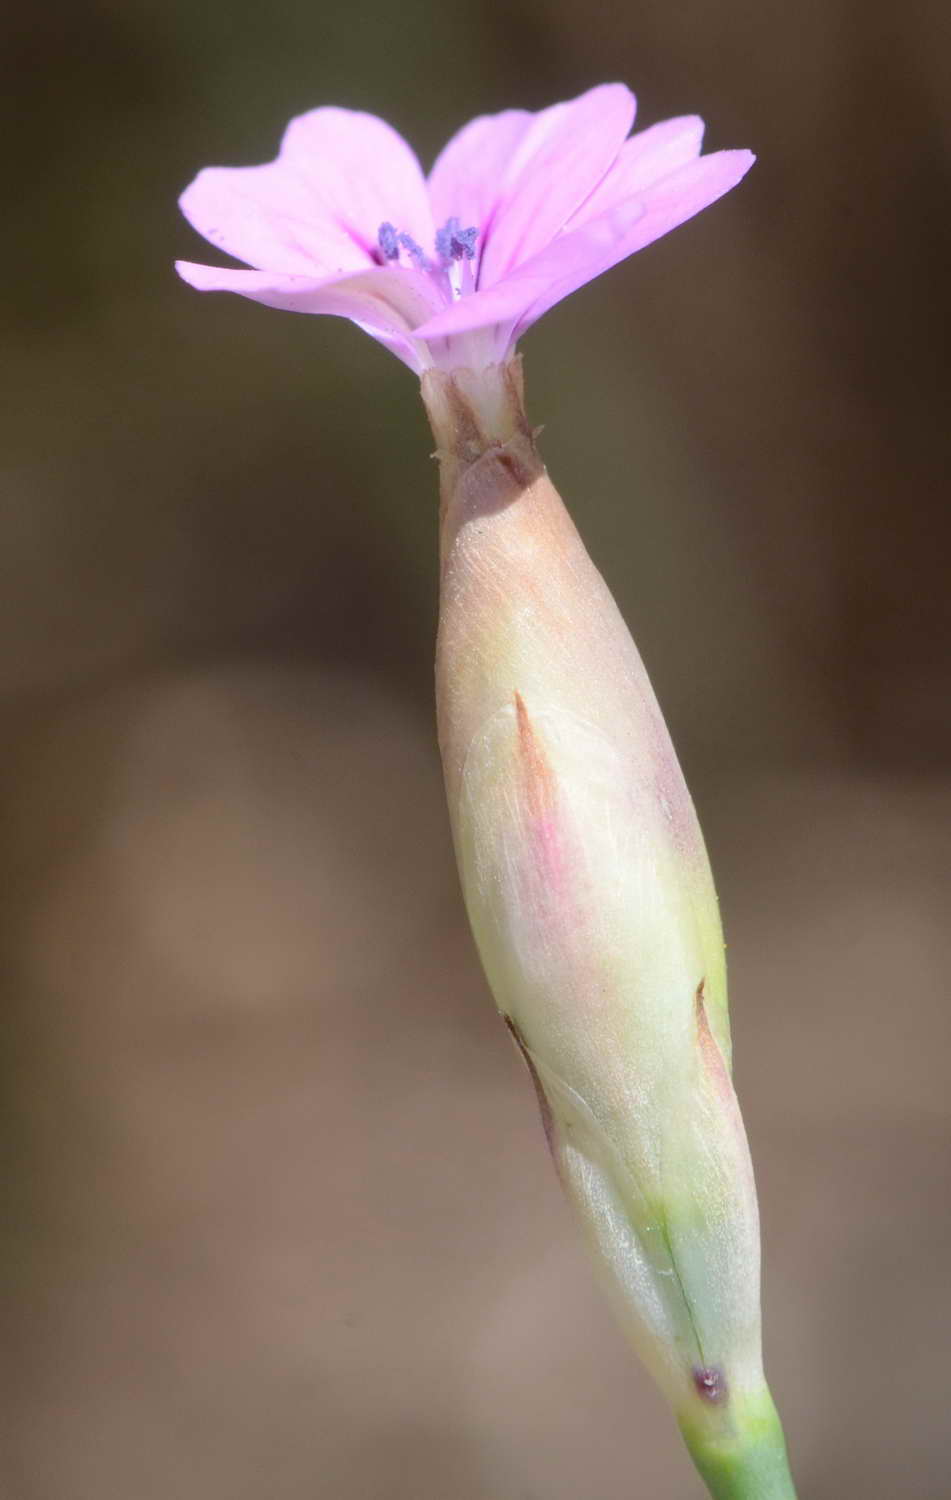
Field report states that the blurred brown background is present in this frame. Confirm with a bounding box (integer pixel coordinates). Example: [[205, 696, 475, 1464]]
[[2, 2, 950, 1496]]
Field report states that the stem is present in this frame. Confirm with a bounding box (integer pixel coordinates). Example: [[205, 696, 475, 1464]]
[[679, 1385, 798, 1499]]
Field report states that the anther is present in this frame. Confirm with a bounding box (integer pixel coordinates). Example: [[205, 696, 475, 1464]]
[[436, 216, 479, 264], [377, 222, 399, 261], [377, 222, 430, 270], [452, 225, 478, 259], [397, 231, 429, 269]]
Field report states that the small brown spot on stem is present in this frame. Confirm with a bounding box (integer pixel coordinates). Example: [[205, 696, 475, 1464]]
[[692, 1365, 729, 1405]]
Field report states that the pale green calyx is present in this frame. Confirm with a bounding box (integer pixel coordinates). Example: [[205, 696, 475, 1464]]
[[425, 360, 796, 1499]]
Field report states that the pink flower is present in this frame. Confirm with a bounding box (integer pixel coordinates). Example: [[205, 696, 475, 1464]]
[[176, 83, 753, 372]]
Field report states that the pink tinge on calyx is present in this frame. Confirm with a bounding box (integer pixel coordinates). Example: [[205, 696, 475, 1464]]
[[513, 693, 571, 897]]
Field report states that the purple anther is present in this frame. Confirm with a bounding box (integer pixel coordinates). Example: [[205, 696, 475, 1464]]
[[377, 222, 399, 261], [452, 225, 478, 259], [397, 231, 429, 269], [436, 216, 479, 264]]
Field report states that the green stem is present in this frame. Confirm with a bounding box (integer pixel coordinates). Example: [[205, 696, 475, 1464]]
[[678, 1384, 797, 1500]]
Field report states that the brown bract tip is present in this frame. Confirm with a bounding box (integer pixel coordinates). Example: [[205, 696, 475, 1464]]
[[503, 1014, 557, 1161], [694, 980, 747, 1145], [421, 357, 542, 502], [515, 692, 556, 821], [694, 979, 731, 1089]]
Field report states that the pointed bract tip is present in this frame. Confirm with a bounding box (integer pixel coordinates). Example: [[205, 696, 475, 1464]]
[[514, 692, 557, 821]]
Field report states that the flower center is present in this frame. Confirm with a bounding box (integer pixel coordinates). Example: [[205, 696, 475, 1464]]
[[377, 217, 479, 298], [434, 217, 478, 264]]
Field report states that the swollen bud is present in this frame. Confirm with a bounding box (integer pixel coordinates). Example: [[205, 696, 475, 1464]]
[[423, 360, 796, 1500]]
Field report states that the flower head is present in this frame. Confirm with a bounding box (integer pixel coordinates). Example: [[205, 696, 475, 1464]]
[[176, 84, 753, 373], [175, 84, 792, 1498]]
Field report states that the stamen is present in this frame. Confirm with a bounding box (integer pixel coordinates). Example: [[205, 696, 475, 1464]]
[[378, 221, 431, 270], [377, 222, 399, 261], [435, 216, 460, 263], [397, 231, 429, 269], [436, 216, 479, 264], [453, 225, 478, 260]]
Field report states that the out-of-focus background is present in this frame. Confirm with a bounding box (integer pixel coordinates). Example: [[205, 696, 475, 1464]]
[[2, 2, 949, 1496]]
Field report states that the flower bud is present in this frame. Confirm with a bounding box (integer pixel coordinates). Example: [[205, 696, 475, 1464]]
[[424, 360, 795, 1499]]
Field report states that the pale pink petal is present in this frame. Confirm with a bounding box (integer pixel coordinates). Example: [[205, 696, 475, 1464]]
[[569, 115, 706, 227], [413, 201, 646, 344], [179, 161, 370, 277], [279, 107, 434, 258], [175, 260, 443, 372], [179, 108, 434, 279], [414, 149, 754, 345], [476, 83, 637, 287], [515, 147, 756, 335], [427, 109, 533, 244]]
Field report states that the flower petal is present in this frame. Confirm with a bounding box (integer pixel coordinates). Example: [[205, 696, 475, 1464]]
[[179, 108, 434, 278], [413, 201, 646, 345], [570, 115, 707, 225], [280, 107, 434, 258], [413, 149, 755, 346], [428, 108, 533, 246], [476, 84, 637, 287], [179, 160, 370, 277], [514, 147, 756, 336], [175, 260, 443, 372]]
